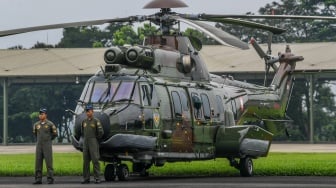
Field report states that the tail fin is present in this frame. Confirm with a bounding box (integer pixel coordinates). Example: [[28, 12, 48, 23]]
[[244, 39, 304, 135], [250, 38, 303, 115], [270, 45, 303, 112]]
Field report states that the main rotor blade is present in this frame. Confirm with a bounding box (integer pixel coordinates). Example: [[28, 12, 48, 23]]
[[0, 17, 134, 37], [201, 14, 336, 21], [207, 18, 286, 34], [175, 17, 249, 50], [180, 14, 286, 34]]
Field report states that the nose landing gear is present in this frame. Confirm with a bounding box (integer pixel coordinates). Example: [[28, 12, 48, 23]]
[[228, 156, 254, 177]]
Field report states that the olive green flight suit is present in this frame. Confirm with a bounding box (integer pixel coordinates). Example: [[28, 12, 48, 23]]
[[33, 120, 58, 182], [81, 118, 104, 181]]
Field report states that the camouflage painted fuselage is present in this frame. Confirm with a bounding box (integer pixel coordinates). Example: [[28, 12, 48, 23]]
[[71, 35, 299, 168]]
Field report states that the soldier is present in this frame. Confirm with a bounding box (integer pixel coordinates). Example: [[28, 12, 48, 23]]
[[32, 107, 58, 184], [81, 104, 104, 184]]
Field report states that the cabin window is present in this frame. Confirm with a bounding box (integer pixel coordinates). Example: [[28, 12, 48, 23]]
[[171, 91, 182, 117], [230, 100, 237, 119], [180, 91, 189, 111], [201, 94, 211, 119], [156, 85, 171, 119], [191, 93, 202, 119], [216, 95, 225, 114]]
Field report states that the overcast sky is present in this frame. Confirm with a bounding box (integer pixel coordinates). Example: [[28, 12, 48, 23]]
[[0, 0, 278, 49]]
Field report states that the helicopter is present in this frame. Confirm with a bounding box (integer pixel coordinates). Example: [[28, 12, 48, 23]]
[[1, 0, 336, 181]]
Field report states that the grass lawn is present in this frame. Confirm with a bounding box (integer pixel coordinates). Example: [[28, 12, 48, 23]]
[[1, 152, 335, 176]]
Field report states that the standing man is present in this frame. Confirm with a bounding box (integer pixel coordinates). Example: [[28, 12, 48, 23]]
[[81, 104, 104, 184], [33, 107, 58, 184]]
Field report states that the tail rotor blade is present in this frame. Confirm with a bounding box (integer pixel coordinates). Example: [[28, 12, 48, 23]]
[[250, 37, 267, 59]]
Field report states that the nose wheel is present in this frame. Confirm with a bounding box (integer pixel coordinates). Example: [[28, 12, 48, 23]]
[[228, 156, 254, 177], [239, 157, 253, 177], [104, 163, 129, 181]]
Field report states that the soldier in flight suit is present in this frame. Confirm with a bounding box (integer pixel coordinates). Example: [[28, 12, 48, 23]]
[[81, 104, 104, 184], [32, 107, 58, 184]]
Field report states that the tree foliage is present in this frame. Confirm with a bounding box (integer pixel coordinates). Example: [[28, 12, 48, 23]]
[[32, 42, 55, 49], [217, 0, 336, 43], [0, 84, 83, 143], [286, 80, 336, 141]]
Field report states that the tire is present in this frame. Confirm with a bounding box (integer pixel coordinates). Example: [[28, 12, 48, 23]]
[[133, 163, 149, 177], [104, 164, 116, 181], [239, 157, 253, 177], [117, 164, 129, 181]]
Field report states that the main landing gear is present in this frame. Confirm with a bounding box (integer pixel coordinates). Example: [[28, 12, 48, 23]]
[[104, 163, 129, 181], [228, 156, 254, 177], [104, 162, 151, 181]]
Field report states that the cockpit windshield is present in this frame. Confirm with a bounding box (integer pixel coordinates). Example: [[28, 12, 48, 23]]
[[91, 82, 119, 103], [80, 80, 139, 104]]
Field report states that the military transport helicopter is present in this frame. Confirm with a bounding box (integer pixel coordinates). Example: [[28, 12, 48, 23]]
[[1, 0, 336, 181]]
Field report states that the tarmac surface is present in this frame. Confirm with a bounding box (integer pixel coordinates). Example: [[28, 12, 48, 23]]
[[1, 143, 336, 154], [0, 143, 335, 188], [0, 176, 336, 188]]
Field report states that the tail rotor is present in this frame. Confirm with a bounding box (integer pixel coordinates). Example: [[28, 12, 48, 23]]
[[250, 35, 278, 86]]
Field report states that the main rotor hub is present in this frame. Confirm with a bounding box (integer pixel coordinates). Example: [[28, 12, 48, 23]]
[[143, 0, 188, 9]]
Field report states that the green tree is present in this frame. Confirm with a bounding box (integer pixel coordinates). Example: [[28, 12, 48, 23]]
[[258, 0, 336, 42], [215, 0, 336, 44], [183, 28, 217, 45], [57, 26, 109, 48], [137, 23, 159, 42], [287, 80, 336, 141], [7, 45, 24, 50], [32, 42, 55, 49], [113, 25, 140, 46], [6, 84, 83, 143]]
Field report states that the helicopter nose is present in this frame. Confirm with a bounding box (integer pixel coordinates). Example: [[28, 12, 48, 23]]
[[92, 112, 110, 139], [72, 111, 110, 150]]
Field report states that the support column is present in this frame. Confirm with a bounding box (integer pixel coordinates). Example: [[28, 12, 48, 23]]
[[309, 74, 314, 144], [3, 79, 8, 146]]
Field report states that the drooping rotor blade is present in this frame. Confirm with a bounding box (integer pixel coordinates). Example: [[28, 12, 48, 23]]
[[0, 17, 137, 37], [206, 18, 286, 34], [175, 17, 249, 50], [207, 14, 336, 21], [143, 0, 187, 9], [180, 14, 286, 34]]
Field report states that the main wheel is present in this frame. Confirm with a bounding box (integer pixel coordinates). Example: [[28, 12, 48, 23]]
[[133, 163, 149, 177], [117, 164, 129, 181], [239, 157, 253, 177], [104, 164, 116, 181]]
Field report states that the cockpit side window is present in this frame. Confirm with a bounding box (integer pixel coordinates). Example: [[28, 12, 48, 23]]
[[132, 83, 141, 105], [141, 84, 151, 106], [82, 81, 93, 102]]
